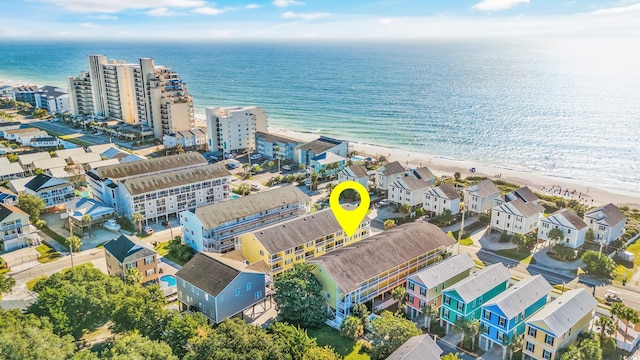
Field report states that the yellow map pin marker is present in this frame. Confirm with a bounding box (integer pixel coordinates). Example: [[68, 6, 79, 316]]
[[329, 181, 370, 237]]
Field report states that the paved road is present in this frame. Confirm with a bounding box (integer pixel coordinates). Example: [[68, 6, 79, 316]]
[[9, 249, 105, 282]]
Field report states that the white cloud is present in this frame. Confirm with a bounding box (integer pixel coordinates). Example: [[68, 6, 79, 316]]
[[472, 0, 529, 12], [273, 0, 303, 8], [378, 18, 395, 25], [282, 11, 330, 20], [590, 3, 640, 15], [191, 6, 226, 15], [40, 0, 205, 13], [88, 14, 118, 20], [245, 4, 262, 9], [146, 7, 183, 16], [79, 22, 97, 27]]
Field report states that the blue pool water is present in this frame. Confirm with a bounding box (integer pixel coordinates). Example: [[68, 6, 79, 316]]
[[160, 275, 176, 287], [232, 194, 241, 199]]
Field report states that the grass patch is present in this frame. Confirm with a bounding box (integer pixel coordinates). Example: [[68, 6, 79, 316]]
[[495, 248, 533, 264], [459, 237, 474, 246], [40, 226, 68, 248], [95, 241, 108, 249], [307, 325, 370, 360], [614, 239, 640, 284], [0, 268, 9, 275], [154, 241, 170, 257], [28, 124, 93, 147], [27, 275, 48, 290], [61, 262, 94, 274], [35, 244, 61, 263]]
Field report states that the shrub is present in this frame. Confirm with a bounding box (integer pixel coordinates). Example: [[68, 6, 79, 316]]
[[479, 214, 491, 224], [499, 233, 512, 243]]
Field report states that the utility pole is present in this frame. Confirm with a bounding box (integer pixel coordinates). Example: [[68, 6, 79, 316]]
[[68, 216, 74, 269], [457, 204, 465, 255]]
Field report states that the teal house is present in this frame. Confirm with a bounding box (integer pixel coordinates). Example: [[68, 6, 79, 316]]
[[478, 275, 551, 357], [440, 263, 511, 333]]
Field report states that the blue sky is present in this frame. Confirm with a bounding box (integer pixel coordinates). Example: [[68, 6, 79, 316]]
[[2, 0, 640, 40]]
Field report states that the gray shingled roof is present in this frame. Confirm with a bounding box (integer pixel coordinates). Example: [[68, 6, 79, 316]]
[[251, 205, 368, 254], [445, 263, 511, 303], [346, 164, 368, 179], [103, 234, 157, 264], [483, 275, 551, 319], [412, 167, 435, 181], [466, 179, 500, 198], [552, 208, 588, 230], [386, 334, 443, 360], [409, 253, 474, 289], [256, 131, 302, 144], [194, 187, 310, 229], [497, 198, 544, 219], [380, 161, 406, 176], [298, 138, 341, 154], [95, 153, 208, 180], [514, 187, 538, 203], [437, 183, 460, 200], [526, 289, 598, 337], [390, 176, 433, 191], [585, 203, 626, 227], [122, 163, 230, 195], [309, 222, 456, 294]]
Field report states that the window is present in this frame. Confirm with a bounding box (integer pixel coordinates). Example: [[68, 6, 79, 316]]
[[408, 294, 414, 303], [409, 282, 415, 291], [246, 283, 251, 291], [527, 327, 537, 337], [443, 309, 450, 319], [497, 332, 504, 342], [542, 350, 551, 360], [443, 295, 451, 305], [482, 324, 490, 334], [126, 263, 136, 270], [545, 334, 554, 346], [235, 288, 240, 296], [457, 302, 464, 312], [144, 257, 154, 265], [567, 229, 571, 234], [255, 290, 262, 299], [526, 342, 535, 353], [145, 268, 155, 276], [483, 309, 491, 321], [420, 287, 427, 296], [259, 250, 264, 256], [326, 293, 331, 299], [498, 316, 506, 327], [285, 259, 293, 265]]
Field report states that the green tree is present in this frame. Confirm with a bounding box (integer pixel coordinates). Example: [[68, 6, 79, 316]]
[[269, 322, 338, 360], [377, 155, 387, 165], [163, 312, 210, 359], [611, 302, 626, 335], [0, 309, 76, 360], [82, 214, 93, 237], [131, 212, 144, 235], [0, 274, 15, 295], [174, 143, 185, 154], [273, 145, 282, 172], [33, 168, 45, 175], [579, 336, 603, 360], [547, 228, 565, 249], [325, 182, 334, 195], [310, 172, 319, 190], [585, 228, 596, 243], [391, 286, 408, 314], [66, 235, 81, 252], [553, 243, 576, 260], [340, 315, 364, 340], [453, 172, 461, 182], [124, 267, 142, 286], [111, 285, 169, 340], [351, 302, 371, 329], [619, 305, 639, 343], [441, 354, 461, 360], [243, 162, 250, 176], [102, 332, 178, 360], [422, 303, 438, 333], [0, 110, 15, 120], [438, 208, 455, 225], [7, 153, 18, 163], [17, 193, 46, 223], [581, 250, 616, 278], [298, 163, 306, 171], [33, 108, 48, 118], [504, 334, 523, 360], [369, 311, 421, 360], [596, 316, 615, 341], [399, 203, 411, 219], [273, 263, 328, 329], [384, 219, 396, 229]]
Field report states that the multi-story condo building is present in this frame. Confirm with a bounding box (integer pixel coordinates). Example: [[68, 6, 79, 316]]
[[104, 234, 159, 284], [241, 206, 370, 276], [87, 153, 209, 215], [440, 263, 511, 333], [297, 136, 348, 165], [0, 203, 36, 253], [479, 275, 552, 355], [464, 179, 500, 214], [177, 252, 268, 324], [163, 129, 207, 151], [405, 253, 474, 319], [538, 208, 588, 249], [491, 187, 544, 236], [181, 187, 310, 253], [523, 289, 598, 360], [374, 161, 406, 192], [205, 106, 268, 154], [583, 203, 626, 245], [337, 164, 369, 188], [388, 168, 435, 208], [38, 86, 70, 114], [68, 55, 195, 138], [23, 174, 75, 209], [310, 222, 456, 328], [424, 183, 461, 216], [255, 131, 303, 162], [11, 85, 42, 108]]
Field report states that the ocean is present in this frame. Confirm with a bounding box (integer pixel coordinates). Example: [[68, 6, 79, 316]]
[[0, 38, 638, 194]]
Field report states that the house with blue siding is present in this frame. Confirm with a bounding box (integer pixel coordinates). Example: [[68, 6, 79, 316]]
[[440, 263, 511, 333], [479, 275, 552, 357]]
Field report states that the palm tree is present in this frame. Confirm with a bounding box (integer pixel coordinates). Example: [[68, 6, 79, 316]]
[[82, 214, 93, 237], [596, 316, 615, 341], [125, 267, 143, 286], [383, 219, 396, 230], [504, 334, 523, 360], [243, 162, 250, 176], [326, 182, 334, 195], [66, 235, 82, 269], [453, 171, 461, 182], [391, 286, 408, 314], [310, 172, 319, 190], [621, 306, 639, 342], [467, 319, 480, 351], [319, 168, 327, 181], [131, 213, 143, 235], [273, 145, 282, 172], [453, 317, 470, 348], [399, 203, 411, 219], [421, 303, 438, 333], [547, 228, 564, 250]]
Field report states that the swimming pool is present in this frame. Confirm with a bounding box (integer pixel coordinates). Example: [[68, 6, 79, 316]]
[[232, 194, 241, 199], [160, 275, 176, 287]]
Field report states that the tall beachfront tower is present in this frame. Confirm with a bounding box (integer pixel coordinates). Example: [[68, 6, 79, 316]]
[[67, 55, 194, 139], [205, 106, 268, 154]]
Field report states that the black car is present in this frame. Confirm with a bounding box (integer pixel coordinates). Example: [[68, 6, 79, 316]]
[[161, 220, 170, 227]]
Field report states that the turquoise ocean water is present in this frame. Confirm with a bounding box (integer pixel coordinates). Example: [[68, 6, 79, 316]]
[[0, 38, 638, 193]]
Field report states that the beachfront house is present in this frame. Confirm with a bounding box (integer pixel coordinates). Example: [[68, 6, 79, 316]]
[[374, 161, 406, 192], [180, 187, 310, 253], [0, 157, 25, 181], [310, 222, 456, 328], [583, 203, 626, 245], [478, 275, 552, 355], [240, 206, 370, 276], [464, 179, 500, 215], [103, 234, 159, 284], [337, 164, 369, 188], [23, 174, 75, 209], [255, 131, 303, 162], [176, 252, 268, 324], [388, 169, 435, 208], [0, 204, 38, 253], [522, 289, 598, 360], [405, 253, 475, 319], [538, 209, 588, 249], [491, 187, 544, 236], [163, 129, 207, 151], [387, 334, 443, 360], [440, 263, 511, 334], [296, 136, 348, 165], [309, 152, 346, 180], [424, 183, 461, 216]]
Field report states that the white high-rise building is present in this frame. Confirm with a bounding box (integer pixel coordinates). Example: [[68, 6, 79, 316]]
[[205, 106, 268, 154], [67, 55, 194, 138]]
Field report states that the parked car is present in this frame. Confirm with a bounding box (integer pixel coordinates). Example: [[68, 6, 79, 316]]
[[161, 220, 171, 227], [250, 154, 262, 160], [225, 153, 236, 159], [143, 226, 154, 235], [605, 290, 622, 304], [251, 184, 261, 191], [282, 165, 291, 171], [226, 162, 239, 170], [379, 199, 390, 206]]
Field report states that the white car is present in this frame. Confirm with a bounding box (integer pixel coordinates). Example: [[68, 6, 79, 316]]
[[251, 184, 261, 191], [379, 199, 389, 206], [282, 165, 291, 171], [250, 154, 262, 160]]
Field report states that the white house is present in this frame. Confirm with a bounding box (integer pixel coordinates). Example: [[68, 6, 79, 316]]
[[538, 209, 588, 249], [296, 136, 348, 165], [163, 128, 207, 151], [337, 164, 369, 188], [464, 179, 500, 214], [389, 175, 434, 208], [491, 199, 544, 236], [30, 136, 61, 149], [424, 183, 461, 216], [0, 157, 25, 181], [23, 174, 75, 209], [374, 161, 406, 192], [3, 128, 50, 146], [583, 203, 626, 245]]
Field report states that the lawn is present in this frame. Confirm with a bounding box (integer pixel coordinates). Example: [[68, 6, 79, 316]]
[[459, 237, 474, 246], [35, 244, 60, 263], [154, 241, 170, 257], [495, 248, 533, 264], [40, 225, 68, 249], [615, 239, 640, 284], [154, 241, 192, 265], [307, 326, 370, 360], [27, 275, 48, 290]]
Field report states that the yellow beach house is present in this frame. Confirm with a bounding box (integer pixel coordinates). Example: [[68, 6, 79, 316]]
[[240, 206, 371, 276]]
